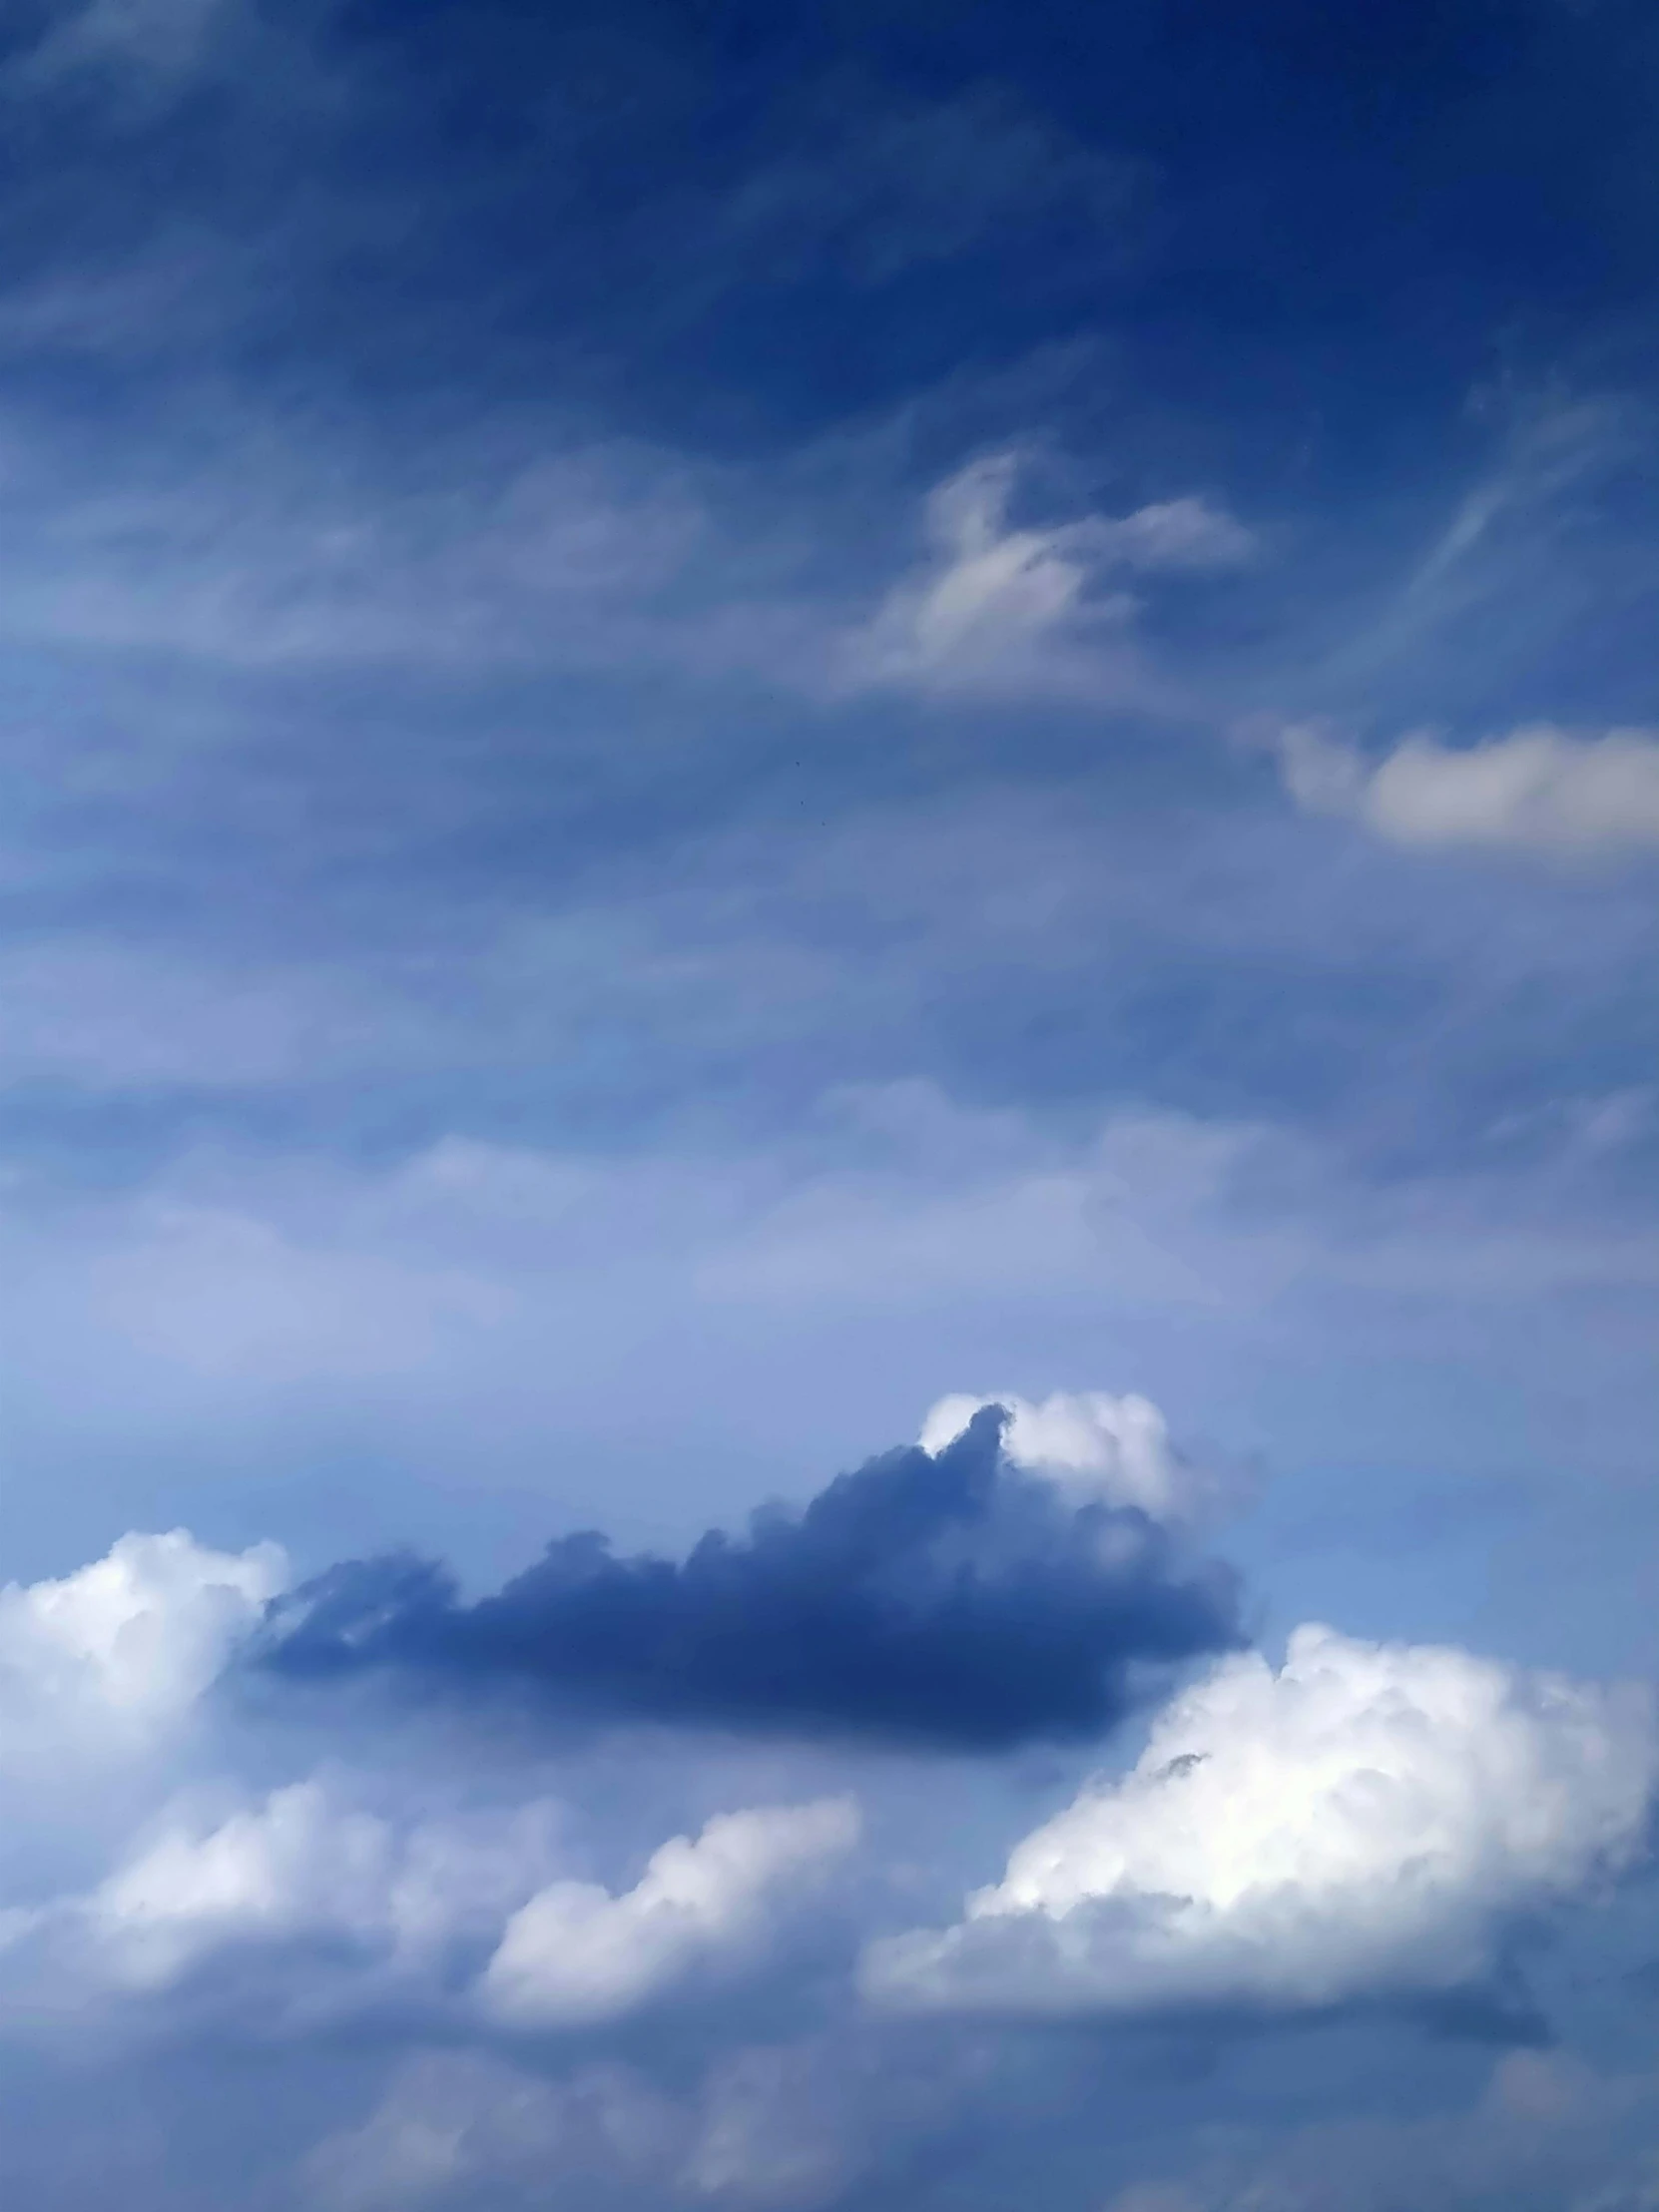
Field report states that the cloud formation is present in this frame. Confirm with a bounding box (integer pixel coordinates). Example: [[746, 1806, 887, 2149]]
[[3, 1516, 1656, 2212], [306, 2039, 866, 2212], [1100, 2047, 1659, 2212], [842, 452, 1251, 698], [864, 1624, 1658, 2017], [0, 1528, 287, 1777], [918, 1388, 1214, 1524], [1274, 722, 1659, 860], [255, 1410, 1242, 1750], [1, 1775, 847, 2041], [480, 1800, 858, 2027]]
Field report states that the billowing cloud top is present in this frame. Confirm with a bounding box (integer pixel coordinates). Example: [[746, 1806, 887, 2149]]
[[918, 1388, 1209, 1523], [865, 1623, 1659, 2017], [0, 1528, 287, 1775], [254, 1409, 1242, 1750], [480, 1799, 860, 2027]]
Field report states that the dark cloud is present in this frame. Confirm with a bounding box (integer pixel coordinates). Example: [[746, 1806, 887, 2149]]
[[252, 1409, 1241, 1750]]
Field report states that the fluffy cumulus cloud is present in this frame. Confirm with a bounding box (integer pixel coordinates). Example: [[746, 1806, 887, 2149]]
[[480, 1800, 858, 2026], [864, 1624, 1659, 2018], [0, 1527, 287, 1775], [3, 1430, 1657, 2211], [1274, 721, 1659, 859], [918, 1388, 1215, 1523], [1, 1781, 850, 2041], [254, 1410, 1243, 1750], [0, 1529, 852, 2049], [74, 1781, 418, 1992], [842, 452, 1252, 698], [0, 1776, 568, 2031]]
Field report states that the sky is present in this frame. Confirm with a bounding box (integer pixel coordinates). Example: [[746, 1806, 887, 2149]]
[[2, 1, 1659, 2205]]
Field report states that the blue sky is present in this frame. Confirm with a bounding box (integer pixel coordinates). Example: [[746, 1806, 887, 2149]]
[[3, 4, 1659, 2207]]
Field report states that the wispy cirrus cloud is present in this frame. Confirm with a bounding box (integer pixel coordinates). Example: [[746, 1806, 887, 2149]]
[[7, 0, 242, 87], [838, 451, 1253, 703]]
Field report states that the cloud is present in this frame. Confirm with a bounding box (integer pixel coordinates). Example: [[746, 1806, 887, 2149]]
[[1, 1778, 855, 2037], [0, 937, 435, 1093], [1326, 390, 1659, 722], [0, 1529, 287, 1776], [479, 1800, 858, 2027], [841, 453, 1252, 699], [0, 428, 707, 671], [917, 1388, 1217, 1524], [254, 1410, 1242, 1751], [1099, 497, 1257, 573], [709, 81, 1139, 287], [1273, 722, 1659, 860], [863, 1624, 1657, 2018], [0, 1777, 562, 2024], [75, 1192, 515, 1384], [306, 2051, 685, 2212], [676, 2042, 858, 2210], [8, 0, 238, 88], [14, 1084, 1658, 1568], [11, 1079, 1658, 1561], [306, 2040, 864, 2212], [1101, 2050, 1659, 2212]]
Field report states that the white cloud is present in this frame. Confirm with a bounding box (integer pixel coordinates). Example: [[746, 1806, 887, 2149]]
[[842, 453, 1251, 698], [1274, 722, 1659, 859], [918, 1387, 1205, 1522], [1098, 495, 1256, 572], [58, 1779, 557, 1996], [74, 1781, 403, 1992], [480, 1800, 860, 2027], [0, 1720, 849, 2047], [864, 1625, 1657, 2017], [0, 1529, 286, 1774], [0, 1774, 563, 2029]]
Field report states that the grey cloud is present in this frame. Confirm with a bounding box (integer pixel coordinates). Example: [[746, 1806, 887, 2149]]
[[253, 1410, 1244, 1752]]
